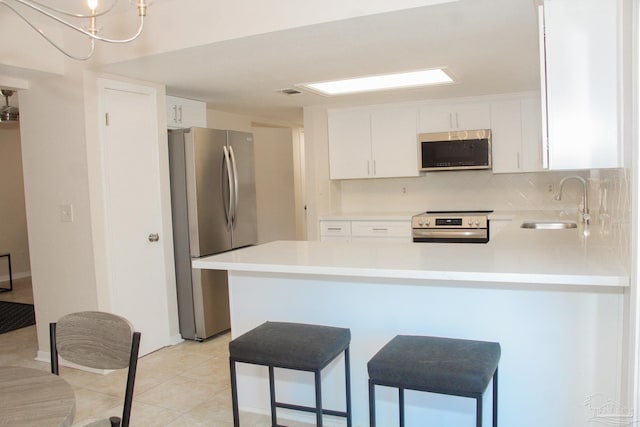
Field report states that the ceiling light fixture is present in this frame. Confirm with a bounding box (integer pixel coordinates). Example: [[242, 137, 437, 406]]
[[301, 68, 454, 96], [0, 0, 147, 61]]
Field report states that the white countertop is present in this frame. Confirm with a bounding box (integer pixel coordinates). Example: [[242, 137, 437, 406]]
[[193, 212, 629, 288]]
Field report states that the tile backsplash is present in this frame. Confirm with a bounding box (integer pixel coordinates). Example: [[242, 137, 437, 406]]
[[338, 168, 631, 270]]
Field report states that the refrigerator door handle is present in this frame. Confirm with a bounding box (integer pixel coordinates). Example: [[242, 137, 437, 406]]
[[229, 145, 239, 227], [221, 146, 234, 229]]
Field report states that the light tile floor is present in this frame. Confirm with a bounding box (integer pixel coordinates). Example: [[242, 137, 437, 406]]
[[0, 278, 314, 427]]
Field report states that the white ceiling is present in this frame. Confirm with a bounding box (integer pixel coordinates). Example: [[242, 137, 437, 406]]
[[98, 0, 541, 124]]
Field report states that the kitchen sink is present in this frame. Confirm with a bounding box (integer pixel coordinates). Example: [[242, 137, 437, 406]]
[[521, 221, 578, 229]]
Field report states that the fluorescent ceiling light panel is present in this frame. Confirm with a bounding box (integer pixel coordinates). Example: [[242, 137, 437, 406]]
[[302, 69, 454, 96]]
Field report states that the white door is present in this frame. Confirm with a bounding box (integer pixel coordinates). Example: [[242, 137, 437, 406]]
[[99, 80, 172, 355]]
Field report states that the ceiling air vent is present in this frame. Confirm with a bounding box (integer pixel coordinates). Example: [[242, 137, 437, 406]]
[[278, 88, 302, 95]]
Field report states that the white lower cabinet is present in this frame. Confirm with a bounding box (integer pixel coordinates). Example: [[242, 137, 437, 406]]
[[320, 219, 411, 243], [319, 220, 351, 241]]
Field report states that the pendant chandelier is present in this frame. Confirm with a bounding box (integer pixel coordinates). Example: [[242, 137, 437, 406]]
[[0, 0, 148, 60]]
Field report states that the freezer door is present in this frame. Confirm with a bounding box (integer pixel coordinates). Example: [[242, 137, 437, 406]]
[[191, 268, 231, 339], [227, 130, 258, 248], [185, 128, 233, 256]]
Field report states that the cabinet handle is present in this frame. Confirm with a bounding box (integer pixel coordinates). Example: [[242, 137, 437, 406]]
[[455, 112, 459, 128], [373, 160, 377, 176], [372, 228, 388, 232], [327, 227, 343, 231], [367, 160, 371, 176], [172, 105, 178, 123], [177, 105, 183, 123]]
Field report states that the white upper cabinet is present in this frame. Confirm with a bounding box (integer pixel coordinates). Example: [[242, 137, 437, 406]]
[[328, 109, 372, 179], [370, 106, 419, 178], [539, 0, 622, 169], [418, 102, 490, 133], [491, 94, 543, 174], [328, 105, 419, 180], [166, 95, 207, 129]]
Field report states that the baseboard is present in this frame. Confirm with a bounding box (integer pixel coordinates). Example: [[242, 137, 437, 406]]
[[36, 350, 112, 374], [170, 334, 184, 346], [0, 271, 30, 283]]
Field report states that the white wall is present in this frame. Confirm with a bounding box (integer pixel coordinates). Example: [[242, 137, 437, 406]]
[[19, 69, 100, 353], [253, 127, 297, 243], [0, 123, 30, 279]]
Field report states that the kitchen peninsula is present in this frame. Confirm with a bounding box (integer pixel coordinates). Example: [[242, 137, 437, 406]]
[[193, 217, 628, 427]]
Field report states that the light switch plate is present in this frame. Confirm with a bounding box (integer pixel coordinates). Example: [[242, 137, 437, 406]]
[[59, 204, 74, 222]]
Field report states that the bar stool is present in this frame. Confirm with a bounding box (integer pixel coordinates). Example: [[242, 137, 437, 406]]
[[229, 321, 352, 427], [368, 335, 501, 427]]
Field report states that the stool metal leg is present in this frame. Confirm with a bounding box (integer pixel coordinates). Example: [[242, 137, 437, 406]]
[[399, 388, 405, 427], [230, 359, 240, 427], [314, 370, 323, 427], [269, 366, 278, 426], [368, 380, 376, 427], [476, 396, 483, 427], [493, 368, 498, 427], [345, 348, 352, 427]]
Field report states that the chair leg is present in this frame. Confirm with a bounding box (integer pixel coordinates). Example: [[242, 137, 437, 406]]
[[493, 368, 498, 427], [368, 380, 376, 427], [344, 348, 352, 427], [399, 388, 405, 427], [229, 359, 240, 427], [269, 366, 278, 427], [476, 396, 483, 427], [314, 370, 323, 427]]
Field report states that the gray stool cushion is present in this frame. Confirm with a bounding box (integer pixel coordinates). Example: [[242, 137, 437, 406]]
[[368, 335, 501, 395], [229, 321, 351, 371]]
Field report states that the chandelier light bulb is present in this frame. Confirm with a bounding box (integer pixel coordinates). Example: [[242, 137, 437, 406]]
[[86, 0, 98, 11]]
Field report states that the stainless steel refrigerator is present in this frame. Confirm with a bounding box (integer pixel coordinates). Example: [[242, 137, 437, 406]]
[[168, 127, 257, 340]]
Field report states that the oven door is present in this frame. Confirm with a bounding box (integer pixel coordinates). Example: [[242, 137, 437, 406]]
[[412, 228, 489, 243]]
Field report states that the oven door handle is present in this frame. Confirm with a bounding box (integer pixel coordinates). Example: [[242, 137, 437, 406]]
[[412, 229, 487, 239]]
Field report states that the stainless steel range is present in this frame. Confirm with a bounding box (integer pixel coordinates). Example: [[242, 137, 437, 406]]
[[412, 210, 492, 243]]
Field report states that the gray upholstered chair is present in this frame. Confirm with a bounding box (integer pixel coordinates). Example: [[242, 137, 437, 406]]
[[50, 311, 141, 427]]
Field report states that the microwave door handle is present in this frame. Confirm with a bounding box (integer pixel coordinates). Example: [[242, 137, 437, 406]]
[[229, 145, 239, 227]]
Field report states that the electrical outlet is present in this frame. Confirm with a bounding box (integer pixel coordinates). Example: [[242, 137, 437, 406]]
[[401, 186, 408, 195], [59, 204, 74, 223], [547, 184, 554, 193]]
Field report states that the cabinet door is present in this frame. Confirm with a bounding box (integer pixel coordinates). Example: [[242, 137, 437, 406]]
[[520, 96, 544, 172], [166, 96, 207, 129], [328, 109, 372, 179], [490, 100, 523, 173], [370, 106, 419, 178], [541, 0, 620, 169], [319, 220, 351, 241], [418, 103, 490, 133], [455, 103, 491, 130], [351, 221, 411, 238]]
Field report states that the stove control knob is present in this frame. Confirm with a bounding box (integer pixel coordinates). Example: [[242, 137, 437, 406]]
[[425, 219, 431, 226]]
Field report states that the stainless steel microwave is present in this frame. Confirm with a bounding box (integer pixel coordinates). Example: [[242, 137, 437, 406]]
[[418, 129, 492, 172]]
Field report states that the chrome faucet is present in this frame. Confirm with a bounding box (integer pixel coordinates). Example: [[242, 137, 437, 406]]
[[555, 176, 590, 224]]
